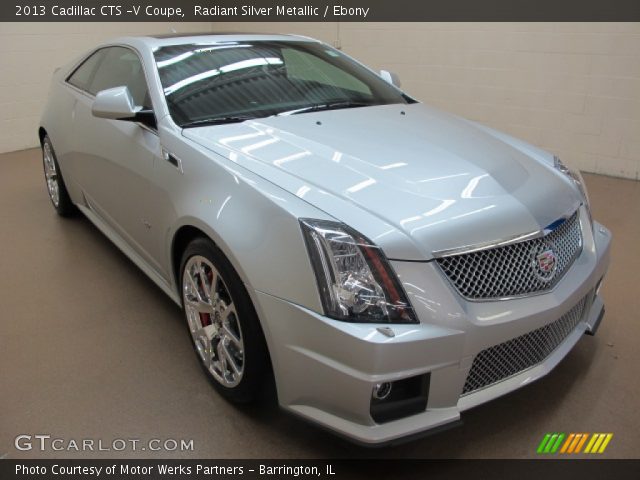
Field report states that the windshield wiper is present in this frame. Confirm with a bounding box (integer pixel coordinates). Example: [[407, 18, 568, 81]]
[[180, 116, 254, 128], [277, 101, 373, 116]]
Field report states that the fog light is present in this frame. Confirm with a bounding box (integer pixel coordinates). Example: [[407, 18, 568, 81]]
[[373, 382, 392, 400], [370, 374, 430, 423]]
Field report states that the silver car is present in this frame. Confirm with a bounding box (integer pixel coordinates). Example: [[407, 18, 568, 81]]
[[39, 33, 611, 445]]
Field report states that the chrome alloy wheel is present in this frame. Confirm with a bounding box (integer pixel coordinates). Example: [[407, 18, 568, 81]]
[[182, 255, 245, 387], [43, 141, 60, 207]]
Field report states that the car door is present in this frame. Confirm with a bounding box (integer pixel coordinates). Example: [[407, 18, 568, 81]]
[[69, 46, 166, 275]]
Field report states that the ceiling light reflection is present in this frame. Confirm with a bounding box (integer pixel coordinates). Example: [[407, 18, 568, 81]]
[[379, 162, 407, 170], [164, 57, 282, 95], [346, 178, 376, 193], [461, 174, 489, 199]]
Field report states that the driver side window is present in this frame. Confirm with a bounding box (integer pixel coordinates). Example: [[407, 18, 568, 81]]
[[87, 47, 152, 109]]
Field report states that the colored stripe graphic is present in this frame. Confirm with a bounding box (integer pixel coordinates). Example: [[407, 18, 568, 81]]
[[575, 433, 589, 453], [537, 433, 613, 454], [560, 433, 575, 453], [544, 433, 558, 453], [537, 434, 552, 453], [584, 433, 598, 453], [598, 434, 613, 453], [568, 433, 582, 453], [585, 433, 614, 454], [537, 433, 565, 454], [550, 433, 565, 453], [592, 434, 606, 453]]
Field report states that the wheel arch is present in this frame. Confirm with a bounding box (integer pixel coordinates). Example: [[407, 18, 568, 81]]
[[38, 127, 47, 146], [171, 224, 209, 294], [170, 222, 276, 375], [170, 221, 260, 314]]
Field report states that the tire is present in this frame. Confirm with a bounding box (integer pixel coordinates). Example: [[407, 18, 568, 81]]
[[179, 237, 270, 403], [42, 135, 76, 217]]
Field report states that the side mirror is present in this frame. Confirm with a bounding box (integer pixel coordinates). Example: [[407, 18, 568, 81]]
[[379, 70, 401, 88], [92, 86, 156, 129], [92, 86, 139, 120]]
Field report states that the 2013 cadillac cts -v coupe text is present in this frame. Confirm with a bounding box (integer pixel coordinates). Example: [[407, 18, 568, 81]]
[[39, 34, 611, 444]]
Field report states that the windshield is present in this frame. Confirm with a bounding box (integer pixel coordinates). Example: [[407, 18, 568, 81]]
[[153, 40, 412, 127]]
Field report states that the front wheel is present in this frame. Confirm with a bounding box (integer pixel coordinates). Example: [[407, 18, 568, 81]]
[[42, 135, 75, 216], [180, 237, 270, 403]]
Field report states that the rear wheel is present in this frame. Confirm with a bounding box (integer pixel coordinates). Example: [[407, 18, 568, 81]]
[[42, 135, 75, 216], [180, 237, 270, 403]]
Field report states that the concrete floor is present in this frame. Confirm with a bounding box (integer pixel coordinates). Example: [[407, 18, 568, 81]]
[[1, 148, 638, 459]]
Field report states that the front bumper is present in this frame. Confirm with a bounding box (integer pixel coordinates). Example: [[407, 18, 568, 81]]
[[255, 217, 611, 445]]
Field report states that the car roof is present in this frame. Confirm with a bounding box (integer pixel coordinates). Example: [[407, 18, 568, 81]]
[[107, 33, 320, 51], [148, 31, 254, 39]]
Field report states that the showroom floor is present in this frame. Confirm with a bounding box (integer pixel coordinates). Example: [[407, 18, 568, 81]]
[[1, 148, 638, 459]]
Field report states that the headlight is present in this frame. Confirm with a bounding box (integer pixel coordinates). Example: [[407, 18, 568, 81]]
[[554, 156, 590, 209], [554, 156, 593, 227], [300, 219, 417, 324]]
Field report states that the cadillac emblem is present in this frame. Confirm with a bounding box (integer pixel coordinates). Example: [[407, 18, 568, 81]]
[[531, 243, 558, 283]]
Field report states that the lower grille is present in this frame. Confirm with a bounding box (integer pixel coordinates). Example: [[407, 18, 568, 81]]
[[461, 295, 589, 396]]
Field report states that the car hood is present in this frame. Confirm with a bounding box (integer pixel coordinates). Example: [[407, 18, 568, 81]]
[[183, 103, 581, 260]]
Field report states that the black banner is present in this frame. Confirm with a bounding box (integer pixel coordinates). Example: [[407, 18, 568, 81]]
[[2, 459, 640, 480], [3, 0, 640, 22]]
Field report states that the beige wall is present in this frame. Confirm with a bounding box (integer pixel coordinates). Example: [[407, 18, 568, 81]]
[[1, 22, 638, 180], [218, 22, 640, 180], [0, 22, 212, 153]]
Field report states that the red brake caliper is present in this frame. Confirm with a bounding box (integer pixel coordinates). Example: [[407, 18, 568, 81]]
[[198, 270, 214, 327]]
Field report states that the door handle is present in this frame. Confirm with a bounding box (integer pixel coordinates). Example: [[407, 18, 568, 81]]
[[161, 148, 183, 173]]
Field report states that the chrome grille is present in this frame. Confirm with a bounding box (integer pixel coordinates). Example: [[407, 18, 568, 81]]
[[461, 295, 589, 395], [436, 211, 582, 300]]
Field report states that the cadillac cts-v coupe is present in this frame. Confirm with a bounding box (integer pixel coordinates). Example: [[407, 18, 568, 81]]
[[39, 33, 611, 444]]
